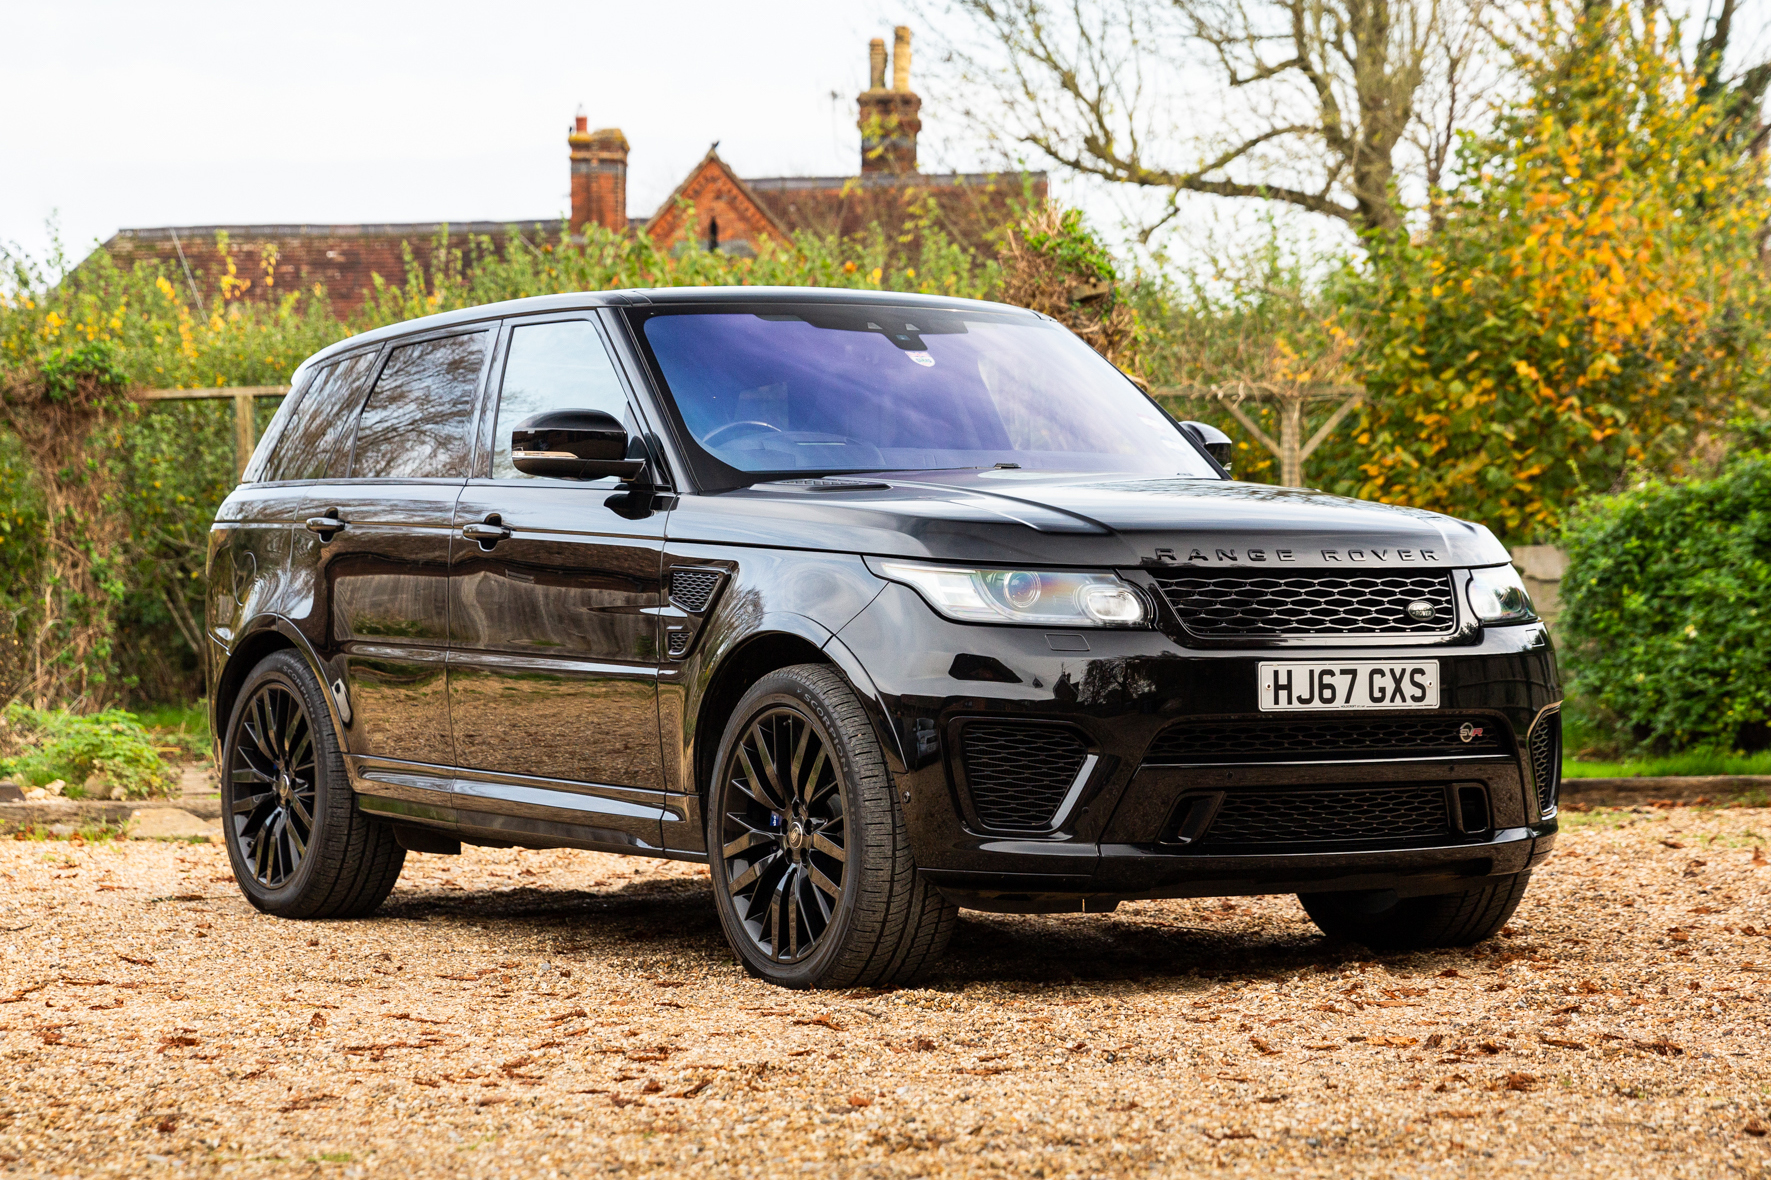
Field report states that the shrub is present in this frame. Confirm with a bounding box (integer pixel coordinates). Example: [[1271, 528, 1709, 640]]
[[0, 703, 171, 798], [1558, 432, 1771, 753]]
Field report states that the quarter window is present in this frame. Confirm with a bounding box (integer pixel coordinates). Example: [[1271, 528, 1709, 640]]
[[263, 350, 378, 483], [491, 320, 632, 480], [350, 332, 486, 480]]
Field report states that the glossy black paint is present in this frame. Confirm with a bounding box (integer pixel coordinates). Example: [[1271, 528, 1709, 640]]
[[207, 287, 1557, 913]]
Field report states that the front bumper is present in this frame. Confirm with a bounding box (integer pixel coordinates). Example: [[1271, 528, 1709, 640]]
[[837, 583, 1561, 912]]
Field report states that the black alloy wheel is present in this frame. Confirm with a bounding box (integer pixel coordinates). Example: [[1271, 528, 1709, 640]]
[[719, 706, 847, 964], [707, 665, 956, 989], [220, 650, 405, 919], [228, 683, 317, 888]]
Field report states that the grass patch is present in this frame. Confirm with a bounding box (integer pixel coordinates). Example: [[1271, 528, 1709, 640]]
[[1564, 750, 1771, 779], [132, 700, 210, 761]]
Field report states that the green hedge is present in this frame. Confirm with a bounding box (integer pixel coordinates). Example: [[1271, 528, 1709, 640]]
[[1559, 428, 1771, 753]]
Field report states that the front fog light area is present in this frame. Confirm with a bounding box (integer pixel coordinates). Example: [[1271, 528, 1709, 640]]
[[871, 560, 1151, 627], [1466, 565, 1535, 623]]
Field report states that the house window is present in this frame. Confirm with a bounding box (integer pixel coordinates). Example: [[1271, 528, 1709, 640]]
[[707, 217, 720, 252]]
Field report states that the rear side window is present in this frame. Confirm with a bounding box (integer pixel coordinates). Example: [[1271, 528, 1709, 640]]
[[491, 320, 631, 479], [263, 350, 378, 482], [349, 332, 486, 480]]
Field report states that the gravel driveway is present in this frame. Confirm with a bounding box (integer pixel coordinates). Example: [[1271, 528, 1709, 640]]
[[2, 804, 1767, 1178]]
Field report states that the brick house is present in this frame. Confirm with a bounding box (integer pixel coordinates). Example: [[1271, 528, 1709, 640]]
[[98, 28, 1044, 317]]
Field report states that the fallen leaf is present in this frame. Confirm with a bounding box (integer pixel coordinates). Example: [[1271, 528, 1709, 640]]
[[1205, 1130, 1255, 1141], [1249, 1036, 1279, 1056], [668, 1080, 713, 1099], [1540, 1034, 1587, 1049], [156, 1035, 199, 1053], [1437, 969, 1464, 979], [1746, 1118, 1767, 1137], [792, 1015, 846, 1031], [118, 956, 155, 966], [847, 1095, 873, 1108], [1661, 838, 1686, 849], [1504, 1072, 1537, 1092], [277, 1093, 337, 1112], [1367, 1035, 1419, 1048]]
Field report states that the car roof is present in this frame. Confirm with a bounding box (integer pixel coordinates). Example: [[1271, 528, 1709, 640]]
[[300, 286, 1041, 371]]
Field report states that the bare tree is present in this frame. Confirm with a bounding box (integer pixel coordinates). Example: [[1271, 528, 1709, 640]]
[[930, 0, 1493, 237]]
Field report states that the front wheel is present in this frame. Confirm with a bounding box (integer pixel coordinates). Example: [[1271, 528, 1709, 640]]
[[1298, 872, 1532, 951], [221, 649, 405, 918], [706, 665, 956, 989]]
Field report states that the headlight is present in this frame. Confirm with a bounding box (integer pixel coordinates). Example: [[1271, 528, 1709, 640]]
[[1466, 565, 1535, 623], [871, 560, 1150, 627]]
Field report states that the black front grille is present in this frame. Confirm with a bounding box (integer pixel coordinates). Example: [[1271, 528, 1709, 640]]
[[1150, 572, 1455, 638], [1530, 710, 1562, 816], [960, 723, 1089, 833], [1202, 785, 1450, 846], [1145, 714, 1507, 764], [670, 569, 722, 613]]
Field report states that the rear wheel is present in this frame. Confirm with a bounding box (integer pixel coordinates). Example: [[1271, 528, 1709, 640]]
[[1298, 873, 1532, 951], [707, 665, 955, 989], [221, 650, 405, 918]]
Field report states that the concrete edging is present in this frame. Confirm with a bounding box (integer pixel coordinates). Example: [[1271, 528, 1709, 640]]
[[0, 797, 222, 835]]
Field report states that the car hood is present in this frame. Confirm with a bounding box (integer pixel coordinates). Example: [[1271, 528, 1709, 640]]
[[666, 470, 1509, 570]]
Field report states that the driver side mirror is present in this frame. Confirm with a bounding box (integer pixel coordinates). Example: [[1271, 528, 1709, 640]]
[[511, 409, 647, 481], [1179, 420, 1234, 474]]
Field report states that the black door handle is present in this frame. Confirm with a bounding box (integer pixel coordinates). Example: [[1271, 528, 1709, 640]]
[[305, 515, 346, 537]]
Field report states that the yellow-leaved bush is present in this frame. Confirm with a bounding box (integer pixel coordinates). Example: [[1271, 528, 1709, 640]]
[[1350, 1, 1771, 539]]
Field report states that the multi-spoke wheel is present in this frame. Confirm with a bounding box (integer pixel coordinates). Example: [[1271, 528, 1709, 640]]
[[229, 683, 317, 887], [720, 706, 848, 964], [220, 650, 405, 918], [707, 665, 956, 989]]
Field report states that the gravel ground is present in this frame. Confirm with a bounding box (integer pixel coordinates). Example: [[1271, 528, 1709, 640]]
[[2, 804, 1768, 1178]]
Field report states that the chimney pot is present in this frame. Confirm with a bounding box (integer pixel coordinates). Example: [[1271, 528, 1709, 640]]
[[893, 26, 911, 91], [869, 38, 887, 90]]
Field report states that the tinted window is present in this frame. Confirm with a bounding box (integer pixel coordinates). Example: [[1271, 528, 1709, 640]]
[[263, 350, 378, 482], [349, 332, 485, 480], [638, 307, 1214, 478], [491, 320, 631, 480]]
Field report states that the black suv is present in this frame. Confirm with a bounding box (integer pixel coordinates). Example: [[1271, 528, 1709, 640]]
[[207, 288, 1559, 988]]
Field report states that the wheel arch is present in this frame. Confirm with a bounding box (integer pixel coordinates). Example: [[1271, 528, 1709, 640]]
[[690, 621, 907, 803], [212, 618, 343, 759]]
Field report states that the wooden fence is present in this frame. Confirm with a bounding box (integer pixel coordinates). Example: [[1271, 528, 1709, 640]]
[[139, 386, 290, 479]]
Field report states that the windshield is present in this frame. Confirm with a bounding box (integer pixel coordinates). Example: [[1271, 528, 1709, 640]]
[[633, 304, 1218, 482]]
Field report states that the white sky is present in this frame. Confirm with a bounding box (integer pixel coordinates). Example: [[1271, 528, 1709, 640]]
[[3, 0, 1007, 267]]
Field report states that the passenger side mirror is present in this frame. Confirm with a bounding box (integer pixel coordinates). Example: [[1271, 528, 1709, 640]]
[[510, 409, 646, 481], [1179, 420, 1234, 475]]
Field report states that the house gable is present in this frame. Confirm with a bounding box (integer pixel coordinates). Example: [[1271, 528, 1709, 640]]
[[643, 150, 792, 257]]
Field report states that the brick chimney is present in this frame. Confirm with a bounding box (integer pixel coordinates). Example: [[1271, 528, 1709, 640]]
[[857, 27, 921, 174], [569, 110, 629, 234]]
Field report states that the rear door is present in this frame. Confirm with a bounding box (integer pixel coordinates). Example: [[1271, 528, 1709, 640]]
[[446, 313, 670, 849], [300, 329, 489, 800]]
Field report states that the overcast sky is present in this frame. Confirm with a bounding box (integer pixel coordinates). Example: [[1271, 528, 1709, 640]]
[[4, 0, 1024, 268]]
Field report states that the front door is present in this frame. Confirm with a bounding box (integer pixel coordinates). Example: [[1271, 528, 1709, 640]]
[[447, 315, 669, 849], [303, 329, 488, 793]]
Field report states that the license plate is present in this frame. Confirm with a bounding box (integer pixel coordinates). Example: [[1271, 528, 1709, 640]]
[[1257, 660, 1439, 711]]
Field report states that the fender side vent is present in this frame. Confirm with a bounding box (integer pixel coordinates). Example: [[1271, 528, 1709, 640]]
[[666, 628, 693, 658], [669, 568, 722, 614]]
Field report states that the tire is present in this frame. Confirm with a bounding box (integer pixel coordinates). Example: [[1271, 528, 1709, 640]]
[[706, 664, 956, 989], [1298, 872, 1532, 951], [220, 650, 405, 918]]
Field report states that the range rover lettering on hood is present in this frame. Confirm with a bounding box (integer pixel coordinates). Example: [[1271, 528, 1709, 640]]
[[1149, 546, 1442, 565]]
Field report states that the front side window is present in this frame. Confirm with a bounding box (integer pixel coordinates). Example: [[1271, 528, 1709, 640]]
[[263, 350, 378, 482], [491, 320, 632, 480], [633, 304, 1215, 483], [350, 332, 486, 480]]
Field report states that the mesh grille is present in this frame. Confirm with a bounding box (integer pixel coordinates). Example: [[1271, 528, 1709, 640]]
[[960, 723, 1088, 833], [666, 629, 692, 657], [1146, 714, 1507, 764], [1150, 572, 1455, 638], [1202, 785, 1450, 846], [1530, 710, 1562, 816], [669, 569, 721, 614]]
